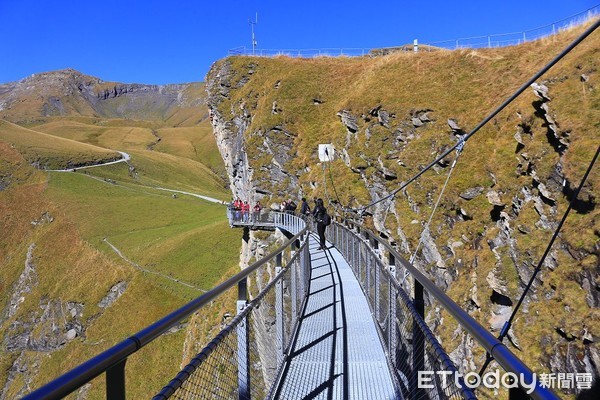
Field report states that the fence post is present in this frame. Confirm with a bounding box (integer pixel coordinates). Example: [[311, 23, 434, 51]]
[[106, 359, 126, 400], [375, 253, 380, 322], [388, 253, 397, 369], [237, 278, 250, 400], [291, 247, 298, 335], [275, 253, 284, 364], [365, 233, 371, 294], [412, 278, 425, 400]]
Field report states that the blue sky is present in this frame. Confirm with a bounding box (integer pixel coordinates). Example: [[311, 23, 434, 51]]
[[1, 1, 597, 84]]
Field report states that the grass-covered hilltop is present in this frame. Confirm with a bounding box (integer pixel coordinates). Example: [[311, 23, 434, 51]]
[[0, 70, 241, 398], [206, 20, 599, 396]]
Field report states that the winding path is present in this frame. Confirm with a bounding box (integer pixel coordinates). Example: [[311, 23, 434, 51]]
[[103, 238, 207, 293], [47, 151, 131, 172]]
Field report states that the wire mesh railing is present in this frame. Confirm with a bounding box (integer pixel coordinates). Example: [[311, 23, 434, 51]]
[[328, 218, 560, 399], [327, 220, 474, 400], [228, 5, 599, 57], [24, 213, 308, 400], [154, 213, 311, 399]]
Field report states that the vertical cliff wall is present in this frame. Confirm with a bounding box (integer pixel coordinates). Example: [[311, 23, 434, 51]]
[[205, 22, 599, 394]]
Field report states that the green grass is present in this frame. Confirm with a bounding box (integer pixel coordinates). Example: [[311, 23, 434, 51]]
[[0, 119, 120, 169]]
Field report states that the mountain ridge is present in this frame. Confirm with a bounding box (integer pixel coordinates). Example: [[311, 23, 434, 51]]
[[0, 68, 206, 125]]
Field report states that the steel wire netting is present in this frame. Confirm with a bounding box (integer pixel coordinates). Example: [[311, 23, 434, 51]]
[[328, 223, 472, 399], [155, 219, 310, 400]]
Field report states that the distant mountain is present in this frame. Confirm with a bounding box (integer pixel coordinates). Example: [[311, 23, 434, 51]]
[[0, 69, 207, 126]]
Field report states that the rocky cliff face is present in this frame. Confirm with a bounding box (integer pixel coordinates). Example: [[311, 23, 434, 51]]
[[205, 23, 599, 395]]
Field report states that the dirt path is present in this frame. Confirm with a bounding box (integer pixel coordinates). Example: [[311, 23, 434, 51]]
[[103, 238, 207, 292], [47, 151, 131, 172]]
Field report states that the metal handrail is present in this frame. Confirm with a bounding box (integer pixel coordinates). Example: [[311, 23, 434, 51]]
[[337, 218, 559, 400], [154, 237, 309, 399], [23, 212, 307, 400]]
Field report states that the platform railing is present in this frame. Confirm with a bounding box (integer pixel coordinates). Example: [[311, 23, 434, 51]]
[[23, 213, 308, 400], [328, 218, 559, 400], [227, 208, 305, 235]]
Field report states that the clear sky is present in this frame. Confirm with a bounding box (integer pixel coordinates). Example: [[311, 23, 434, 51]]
[[1, 1, 597, 84]]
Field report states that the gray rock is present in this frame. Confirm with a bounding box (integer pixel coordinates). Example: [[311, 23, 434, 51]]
[[580, 74, 589, 82], [447, 119, 462, 132], [486, 190, 505, 206], [419, 112, 431, 122], [537, 183, 555, 202], [514, 131, 525, 145], [98, 281, 128, 309], [411, 117, 423, 127], [66, 329, 77, 340], [459, 187, 484, 200], [531, 82, 551, 101], [378, 110, 390, 128], [336, 110, 359, 133]]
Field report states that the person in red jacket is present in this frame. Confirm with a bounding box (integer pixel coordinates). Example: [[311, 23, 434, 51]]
[[253, 201, 263, 222], [242, 201, 250, 222]]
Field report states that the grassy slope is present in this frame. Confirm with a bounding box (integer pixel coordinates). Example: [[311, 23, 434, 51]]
[[0, 119, 120, 169], [209, 22, 600, 393], [0, 81, 240, 396]]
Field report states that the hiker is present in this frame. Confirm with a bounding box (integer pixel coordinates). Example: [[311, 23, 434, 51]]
[[300, 197, 311, 215], [233, 197, 242, 221], [285, 198, 297, 215], [242, 201, 250, 222], [253, 201, 262, 222], [313, 198, 329, 250]]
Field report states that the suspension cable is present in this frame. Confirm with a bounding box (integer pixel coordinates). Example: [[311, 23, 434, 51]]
[[479, 145, 600, 375], [351, 18, 599, 214], [410, 137, 465, 264]]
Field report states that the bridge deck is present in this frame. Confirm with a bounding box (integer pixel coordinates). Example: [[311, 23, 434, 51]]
[[275, 235, 398, 399]]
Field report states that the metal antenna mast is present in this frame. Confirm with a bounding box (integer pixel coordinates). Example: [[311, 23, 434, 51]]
[[249, 12, 258, 55]]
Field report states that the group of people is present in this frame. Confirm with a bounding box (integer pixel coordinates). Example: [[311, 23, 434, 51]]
[[230, 196, 330, 251], [231, 198, 263, 222], [281, 197, 330, 251]]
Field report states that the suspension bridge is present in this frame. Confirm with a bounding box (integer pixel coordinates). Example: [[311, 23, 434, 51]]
[[22, 17, 599, 400]]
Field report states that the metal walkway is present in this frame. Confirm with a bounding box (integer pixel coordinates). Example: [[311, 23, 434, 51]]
[[275, 235, 397, 400]]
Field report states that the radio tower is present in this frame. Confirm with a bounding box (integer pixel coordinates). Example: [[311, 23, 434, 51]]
[[249, 12, 258, 55]]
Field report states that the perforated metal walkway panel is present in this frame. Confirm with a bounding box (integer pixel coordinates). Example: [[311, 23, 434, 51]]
[[275, 236, 398, 399]]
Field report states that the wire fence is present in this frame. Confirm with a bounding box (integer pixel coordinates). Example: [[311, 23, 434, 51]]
[[154, 214, 311, 400], [228, 5, 599, 57], [328, 222, 475, 399]]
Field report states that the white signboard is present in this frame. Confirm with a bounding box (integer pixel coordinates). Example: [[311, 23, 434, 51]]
[[318, 144, 335, 162]]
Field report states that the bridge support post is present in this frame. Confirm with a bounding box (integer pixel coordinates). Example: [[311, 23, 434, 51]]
[[237, 279, 250, 400], [388, 253, 397, 369], [291, 249, 297, 329], [276, 254, 284, 365], [365, 233, 371, 298], [373, 239, 380, 322], [412, 280, 425, 400], [106, 359, 126, 400]]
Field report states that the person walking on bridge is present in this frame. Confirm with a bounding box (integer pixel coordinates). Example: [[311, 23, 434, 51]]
[[313, 198, 328, 250], [300, 197, 311, 216]]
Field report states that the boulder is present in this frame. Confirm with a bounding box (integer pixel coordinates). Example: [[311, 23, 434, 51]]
[[531, 82, 551, 101], [336, 110, 359, 133], [459, 187, 484, 200], [486, 190, 505, 206]]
